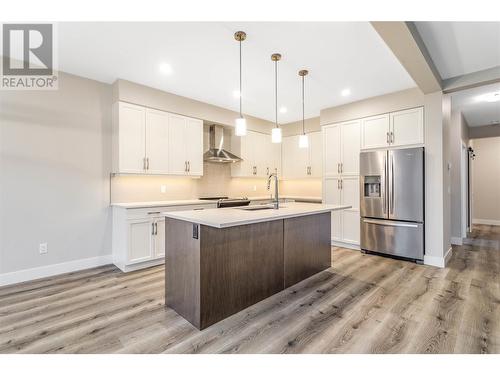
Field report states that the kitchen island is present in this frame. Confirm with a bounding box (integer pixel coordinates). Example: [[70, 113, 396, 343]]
[[163, 202, 350, 329]]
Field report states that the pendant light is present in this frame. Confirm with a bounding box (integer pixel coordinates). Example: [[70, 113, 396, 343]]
[[271, 53, 282, 143], [234, 31, 247, 136], [298, 69, 309, 148]]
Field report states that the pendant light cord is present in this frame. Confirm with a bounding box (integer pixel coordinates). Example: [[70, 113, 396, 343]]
[[302, 75, 305, 135], [275, 59, 278, 128], [239, 39, 242, 118]]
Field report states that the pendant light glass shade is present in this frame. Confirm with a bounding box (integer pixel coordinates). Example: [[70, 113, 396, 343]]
[[272, 127, 282, 143], [234, 31, 247, 136], [235, 117, 247, 136], [299, 134, 309, 148]]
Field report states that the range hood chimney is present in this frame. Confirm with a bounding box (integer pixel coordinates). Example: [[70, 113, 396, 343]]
[[203, 125, 242, 163]]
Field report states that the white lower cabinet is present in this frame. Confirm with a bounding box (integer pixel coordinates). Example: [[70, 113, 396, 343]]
[[112, 203, 216, 272], [323, 176, 360, 247]]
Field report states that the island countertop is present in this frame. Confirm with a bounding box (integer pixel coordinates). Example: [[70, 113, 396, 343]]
[[161, 202, 351, 228]]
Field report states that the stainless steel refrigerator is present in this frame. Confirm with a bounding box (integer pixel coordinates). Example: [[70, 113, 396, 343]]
[[360, 147, 424, 261]]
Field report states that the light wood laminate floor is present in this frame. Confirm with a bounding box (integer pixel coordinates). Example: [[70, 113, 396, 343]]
[[0, 225, 498, 354]]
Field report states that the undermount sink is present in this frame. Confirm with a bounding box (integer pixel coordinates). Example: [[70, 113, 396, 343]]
[[237, 205, 286, 211]]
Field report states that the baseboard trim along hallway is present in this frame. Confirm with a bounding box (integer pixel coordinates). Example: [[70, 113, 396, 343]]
[[0, 255, 113, 287]]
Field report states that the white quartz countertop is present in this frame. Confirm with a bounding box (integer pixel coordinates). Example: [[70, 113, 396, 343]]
[[162, 202, 351, 228], [111, 196, 322, 209]]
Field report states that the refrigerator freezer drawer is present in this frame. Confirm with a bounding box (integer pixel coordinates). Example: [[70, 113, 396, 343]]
[[361, 218, 424, 260]]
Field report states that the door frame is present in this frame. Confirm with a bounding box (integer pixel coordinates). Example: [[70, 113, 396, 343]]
[[461, 142, 469, 236]]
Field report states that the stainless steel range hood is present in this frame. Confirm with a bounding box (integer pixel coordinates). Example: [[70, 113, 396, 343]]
[[203, 125, 242, 163]]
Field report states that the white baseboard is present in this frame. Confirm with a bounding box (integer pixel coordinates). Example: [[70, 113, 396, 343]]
[[0, 255, 113, 287], [331, 240, 360, 251], [424, 247, 453, 268], [472, 218, 500, 226], [451, 236, 463, 246]]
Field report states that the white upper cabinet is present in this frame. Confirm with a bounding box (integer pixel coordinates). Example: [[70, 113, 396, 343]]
[[361, 114, 390, 150], [168, 114, 188, 175], [309, 132, 323, 178], [146, 109, 170, 175], [282, 131, 322, 179], [112, 102, 203, 176], [390, 107, 424, 147], [114, 102, 146, 174], [185, 118, 204, 176], [360, 107, 424, 150], [323, 120, 360, 177], [231, 130, 281, 178]]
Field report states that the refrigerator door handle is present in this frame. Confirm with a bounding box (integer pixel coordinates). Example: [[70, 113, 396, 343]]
[[382, 153, 387, 214], [390, 153, 395, 215], [363, 218, 419, 228]]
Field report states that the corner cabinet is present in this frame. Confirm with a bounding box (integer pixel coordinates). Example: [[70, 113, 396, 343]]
[[322, 120, 361, 248], [112, 102, 203, 176], [361, 107, 424, 150], [282, 131, 322, 179], [231, 130, 281, 178]]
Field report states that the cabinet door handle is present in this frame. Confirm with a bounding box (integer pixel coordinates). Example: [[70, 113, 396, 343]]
[[341, 179, 343, 189], [337, 179, 340, 189], [143, 157, 147, 170], [188, 161, 190, 172], [387, 132, 390, 144], [337, 163, 340, 173], [184, 161, 187, 172], [146, 157, 150, 170], [340, 163, 343, 173], [155, 222, 158, 235], [266, 167, 269, 175], [391, 132, 394, 144], [152, 222, 155, 235]]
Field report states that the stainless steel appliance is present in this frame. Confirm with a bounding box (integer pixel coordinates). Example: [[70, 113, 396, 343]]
[[360, 147, 424, 262], [199, 196, 250, 208], [203, 125, 242, 163]]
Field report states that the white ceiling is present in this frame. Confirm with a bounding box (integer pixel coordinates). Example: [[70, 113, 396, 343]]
[[57, 22, 415, 123], [451, 82, 500, 127], [415, 22, 500, 80]]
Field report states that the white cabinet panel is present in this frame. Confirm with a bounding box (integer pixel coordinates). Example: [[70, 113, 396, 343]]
[[390, 107, 424, 147], [342, 210, 360, 244], [146, 109, 169, 174], [271, 142, 282, 176], [324, 178, 342, 241], [186, 118, 204, 176], [154, 218, 165, 258], [341, 176, 359, 210], [361, 114, 390, 150], [323, 124, 341, 177], [128, 219, 153, 264], [168, 114, 187, 175], [118, 103, 146, 173], [341, 121, 360, 175], [309, 132, 323, 177]]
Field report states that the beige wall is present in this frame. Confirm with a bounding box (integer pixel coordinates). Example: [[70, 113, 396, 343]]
[[471, 137, 500, 224], [469, 124, 500, 139], [0, 72, 113, 274], [320, 87, 424, 125], [281, 117, 321, 137]]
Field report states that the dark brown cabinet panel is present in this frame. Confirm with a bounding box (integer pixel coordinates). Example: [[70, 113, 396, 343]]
[[284, 212, 331, 288]]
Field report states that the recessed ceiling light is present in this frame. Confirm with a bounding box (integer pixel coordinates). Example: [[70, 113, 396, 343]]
[[233, 90, 241, 98], [159, 63, 173, 75], [279, 106, 287, 113], [476, 91, 500, 103], [341, 88, 351, 97]]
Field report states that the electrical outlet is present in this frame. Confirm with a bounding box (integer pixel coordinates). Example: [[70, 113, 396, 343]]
[[252, 185, 257, 192], [160, 185, 167, 193], [39, 243, 48, 254]]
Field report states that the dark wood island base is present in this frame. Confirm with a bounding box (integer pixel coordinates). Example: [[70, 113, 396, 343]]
[[165, 212, 331, 329]]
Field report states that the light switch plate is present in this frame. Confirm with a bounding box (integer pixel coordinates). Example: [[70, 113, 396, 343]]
[[39, 243, 48, 254], [160, 185, 167, 193]]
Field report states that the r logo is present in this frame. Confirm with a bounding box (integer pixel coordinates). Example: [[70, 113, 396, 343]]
[[2, 24, 53, 76]]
